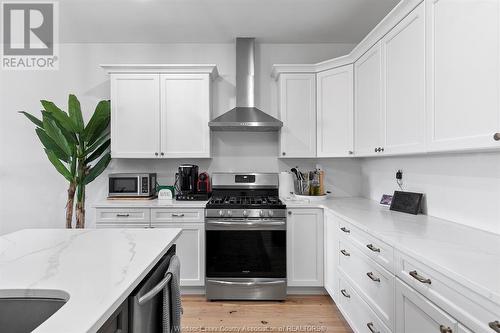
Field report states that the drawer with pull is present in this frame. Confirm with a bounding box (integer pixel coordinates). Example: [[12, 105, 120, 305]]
[[151, 208, 204, 223], [396, 251, 500, 333], [338, 219, 394, 273], [96, 208, 150, 225], [338, 270, 391, 333], [338, 239, 395, 329]]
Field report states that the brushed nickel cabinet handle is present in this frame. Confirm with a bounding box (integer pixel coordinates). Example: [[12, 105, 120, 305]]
[[494, 133, 500, 141], [116, 213, 130, 217], [340, 249, 350, 257], [340, 289, 350, 298], [172, 213, 185, 217], [409, 270, 432, 284], [489, 321, 500, 332], [439, 325, 453, 333], [367, 322, 380, 333], [380, 147, 384, 152], [366, 272, 381, 282], [340, 227, 350, 233], [374, 147, 379, 152], [366, 244, 380, 252]]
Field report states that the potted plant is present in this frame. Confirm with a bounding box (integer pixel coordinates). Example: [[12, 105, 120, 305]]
[[20, 94, 111, 228]]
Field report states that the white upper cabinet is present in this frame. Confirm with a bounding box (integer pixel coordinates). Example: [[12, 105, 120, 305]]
[[381, 2, 426, 155], [110, 74, 161, 158], [354, 42, 383, 156], [105, 65, 217, 159], [278, 73, 316, 158], [317, 65, 354, 157], [160, 74, 210, 158], [426, 0, 500, 152]]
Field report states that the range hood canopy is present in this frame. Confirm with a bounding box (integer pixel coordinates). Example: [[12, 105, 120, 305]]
[[209, 38, 283, 132]]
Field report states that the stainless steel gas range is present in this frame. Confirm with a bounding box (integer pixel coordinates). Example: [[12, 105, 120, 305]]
[[205, 173, 287, 300]]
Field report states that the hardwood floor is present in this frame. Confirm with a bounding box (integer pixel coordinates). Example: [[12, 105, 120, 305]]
[[181, 295, 353, 332]]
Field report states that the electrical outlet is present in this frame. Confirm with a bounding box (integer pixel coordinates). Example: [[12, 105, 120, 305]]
[[396, 169, 403, 180]]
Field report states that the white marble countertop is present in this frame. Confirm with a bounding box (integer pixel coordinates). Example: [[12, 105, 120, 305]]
[[285, 197, 500, 306], [93, 198, 207, 208], [0, 228, 181, 333]]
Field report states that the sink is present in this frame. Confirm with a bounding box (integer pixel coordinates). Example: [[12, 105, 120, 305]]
[[0, 290, 69, 333]]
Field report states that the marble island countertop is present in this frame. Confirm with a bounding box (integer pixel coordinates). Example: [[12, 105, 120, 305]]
[[0, 228, 182, 333], [285, 197, 500, 306]]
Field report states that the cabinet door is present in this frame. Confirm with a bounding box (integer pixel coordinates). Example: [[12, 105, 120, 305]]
[[355, 42, 384, 156], [382, 2, 426, 155], [427, 0, 500, 152], [287, 209, 324, 286], [152, 222, 205, 286], [279, 73, 316, 158], [324, 211, 339, 301], [317, 65, 354, 157], [396, 279, 458, 333], [160, 74, 210, 158], [110, 74, 160, 158]]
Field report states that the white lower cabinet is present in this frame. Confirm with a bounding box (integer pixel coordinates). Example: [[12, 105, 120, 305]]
[[396, 278, 458, 333], [324, 211, 339, 300], [287, 208, 324, 287]]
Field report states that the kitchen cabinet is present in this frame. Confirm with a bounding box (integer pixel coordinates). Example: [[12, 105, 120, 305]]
[[105, 65, 217, 159], [278, 73, 316, 158], [354, 42, 383, 156], [381, 2, 426, 155], [396, 279, 459, 333], [324, 211, 339, 301], [426, 0, 500, 152], [287, 208, 323, 287], [316, 65, 354, 157], [110, 74, 160, 158]]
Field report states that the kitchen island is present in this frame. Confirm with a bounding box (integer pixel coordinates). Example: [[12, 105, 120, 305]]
[[0, 228, 181, 333]]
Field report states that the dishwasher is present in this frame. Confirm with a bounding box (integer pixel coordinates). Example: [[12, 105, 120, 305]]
[[129, 245, 176, 333]]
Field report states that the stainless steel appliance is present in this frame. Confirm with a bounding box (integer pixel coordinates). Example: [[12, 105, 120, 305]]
[[177, 164, 199, 195], [108, 173, 156, 198], [205, 173, 287, 300]]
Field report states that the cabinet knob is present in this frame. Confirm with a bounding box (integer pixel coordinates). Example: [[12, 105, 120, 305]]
[[494, 133, 500, 141], [489, 321, 500, 332], [348, 151, 353, 155], [282, 152, 286, 156], [155, 152, 159, 156], [160, 152, 164, 156], [439, 325, 453, 333], [288, 211, 292, 215]]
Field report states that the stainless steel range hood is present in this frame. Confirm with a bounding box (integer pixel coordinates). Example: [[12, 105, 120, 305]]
[[209, 38, 283, 132]]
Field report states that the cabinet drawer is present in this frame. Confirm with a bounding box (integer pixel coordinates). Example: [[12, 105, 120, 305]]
[[338, 271, 391, 333], [396, 252, 500, 333], [96, 208, 150, 224], [151, 208, 204, 223], [338, 219, 394, 273], [339, 239, 395, 329]]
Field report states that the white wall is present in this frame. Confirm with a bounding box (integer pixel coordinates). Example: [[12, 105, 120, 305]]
[[0, 42, 359, 234], [360, 152, 500, 234]]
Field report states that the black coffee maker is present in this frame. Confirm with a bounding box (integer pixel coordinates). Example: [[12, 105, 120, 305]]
[[177, 164, 198, 196]]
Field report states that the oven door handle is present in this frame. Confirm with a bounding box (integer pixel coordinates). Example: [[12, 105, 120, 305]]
[[208, 279, 286, 286], [205, 220, 286, 230]]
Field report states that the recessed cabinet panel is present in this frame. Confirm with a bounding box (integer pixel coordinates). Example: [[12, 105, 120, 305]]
[[324, 212, 339, 301], [317, 65, 354, 157], [427, 0, 500, 151], [279, 74, 316, 158], [110, 74, 160, 158], [382, 2, 426, 154], [354, 43, 383, 156], [160, 74, 210, 158]]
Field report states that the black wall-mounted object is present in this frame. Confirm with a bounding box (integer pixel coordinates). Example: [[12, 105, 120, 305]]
[[390, 191, 423, 215]]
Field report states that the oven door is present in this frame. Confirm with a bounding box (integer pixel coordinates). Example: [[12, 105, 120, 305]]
[[205, 219, 286, 279], [109, 177, 140, 197]]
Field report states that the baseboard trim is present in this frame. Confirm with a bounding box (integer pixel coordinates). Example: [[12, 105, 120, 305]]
[[181, 286, 327, 296]]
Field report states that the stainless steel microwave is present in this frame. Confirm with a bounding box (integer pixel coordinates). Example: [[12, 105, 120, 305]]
[[108, 173, 156, 197]]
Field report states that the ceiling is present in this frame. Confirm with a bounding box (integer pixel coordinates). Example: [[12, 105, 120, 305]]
[[59, 0, 400, 44]]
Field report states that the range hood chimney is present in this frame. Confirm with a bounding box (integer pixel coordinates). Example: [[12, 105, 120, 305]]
[[209, 38, 283, 132]]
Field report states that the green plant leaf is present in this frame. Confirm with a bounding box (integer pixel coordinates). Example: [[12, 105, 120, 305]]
[[41, 100, 78, 132], [44, 149, 73, 182], [70, 150, 77, 177], [42, 111, 78, 146], [85, 133, 109, 154], [83, 153, 111, 185], [84, 100, 110, 144], [85, 139, 110, 164], [36, 128, 70, 162], [68, 94, 84, 133], [19, 111, 43, 128], [42, 112, 72, 157]]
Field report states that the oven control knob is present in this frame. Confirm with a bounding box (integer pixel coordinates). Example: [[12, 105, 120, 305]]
[[268, 210, 274, 217], [259, 210, 265, 217], [243, 210, 249, 217], [226, 210, 233, 217], [218, 210, 224, 217]]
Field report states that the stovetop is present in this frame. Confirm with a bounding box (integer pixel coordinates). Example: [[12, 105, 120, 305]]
[[206, 195, 284, 209]]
